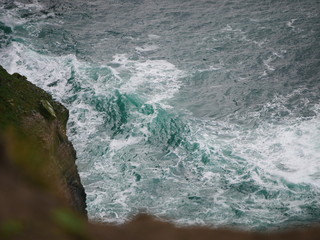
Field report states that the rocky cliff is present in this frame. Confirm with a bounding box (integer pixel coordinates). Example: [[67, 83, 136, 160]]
[[1, 65, 320, 239], [0, 65, 86, 216]]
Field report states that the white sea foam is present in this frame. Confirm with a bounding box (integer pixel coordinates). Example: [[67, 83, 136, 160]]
[[263, 56, 275, 71], [209, 65, 223, 71], [110, 53, 184, 107], [187, 92, 320, 187], [109, 136, 143, 151], [287, 19, 297, 28], [148, 34, 161, 40], [0, 0, 46, 27], [135, 44, 159, 52], [245, 116, 320, 186]]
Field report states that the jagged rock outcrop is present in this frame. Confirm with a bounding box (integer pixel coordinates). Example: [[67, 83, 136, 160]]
[[0, 65, 86, 216]]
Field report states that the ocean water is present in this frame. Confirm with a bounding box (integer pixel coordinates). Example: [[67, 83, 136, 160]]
[[1, 0, 320, 231]]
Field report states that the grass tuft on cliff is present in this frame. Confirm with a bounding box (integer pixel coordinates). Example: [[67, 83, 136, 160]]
[[0, 65, 68, 131]]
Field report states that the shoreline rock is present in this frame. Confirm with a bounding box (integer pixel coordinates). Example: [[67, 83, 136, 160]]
[[0, 65, 87, 216]]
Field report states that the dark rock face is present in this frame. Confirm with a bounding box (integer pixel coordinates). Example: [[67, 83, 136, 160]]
[[0, 65, 87, 216]]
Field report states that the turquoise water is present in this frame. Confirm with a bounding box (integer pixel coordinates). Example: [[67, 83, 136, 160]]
[[1, 0, 320, 230]]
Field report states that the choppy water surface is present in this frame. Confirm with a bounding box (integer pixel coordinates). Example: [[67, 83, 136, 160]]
[[1, 0, 320, 230]]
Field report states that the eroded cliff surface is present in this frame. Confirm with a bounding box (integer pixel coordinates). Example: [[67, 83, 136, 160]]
[[0, 65, 86, 216]]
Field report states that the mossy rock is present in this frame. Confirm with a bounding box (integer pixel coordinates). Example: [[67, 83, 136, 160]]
[[0, 65, 87, 216], [0, 65, 68, 131]]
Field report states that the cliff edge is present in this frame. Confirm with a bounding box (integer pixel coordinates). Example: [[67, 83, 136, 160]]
[[0, 65, 87, 216]]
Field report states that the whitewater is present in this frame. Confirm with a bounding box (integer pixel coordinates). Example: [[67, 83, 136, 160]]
[[1, 0, 320, 231]]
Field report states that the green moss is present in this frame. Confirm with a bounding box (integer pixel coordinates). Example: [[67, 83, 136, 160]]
[[0, 219, 23, 239], [52, 208, 88, 239], [0, 65, 69, 132]]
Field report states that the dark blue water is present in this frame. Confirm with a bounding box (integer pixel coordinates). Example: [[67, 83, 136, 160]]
[[1, 0, 320, 231]]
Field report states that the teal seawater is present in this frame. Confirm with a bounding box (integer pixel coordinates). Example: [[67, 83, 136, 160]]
[[1, 0, 320, 231]]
